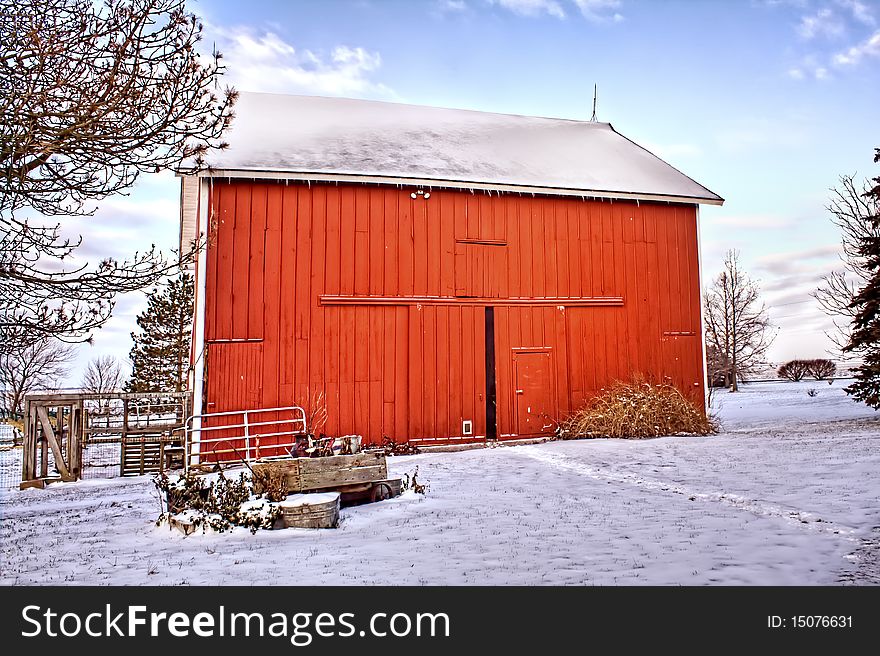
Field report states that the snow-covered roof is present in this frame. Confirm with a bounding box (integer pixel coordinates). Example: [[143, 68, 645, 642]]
[[196, 92, 723, 205]]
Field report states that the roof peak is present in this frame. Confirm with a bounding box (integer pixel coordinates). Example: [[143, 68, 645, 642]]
[[236, 91, 613, 127]]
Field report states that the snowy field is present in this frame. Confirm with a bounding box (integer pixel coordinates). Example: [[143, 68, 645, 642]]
[[1, 379, 878, 585]]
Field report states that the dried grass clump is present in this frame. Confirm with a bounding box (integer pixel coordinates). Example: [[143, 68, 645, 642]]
[[560, 380, 716, 439]]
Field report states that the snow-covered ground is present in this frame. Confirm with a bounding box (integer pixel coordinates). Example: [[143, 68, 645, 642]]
[[1, 379, 878, 585]]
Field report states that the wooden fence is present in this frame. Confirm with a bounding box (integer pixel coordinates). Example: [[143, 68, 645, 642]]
[[20, 391, 191, 490]]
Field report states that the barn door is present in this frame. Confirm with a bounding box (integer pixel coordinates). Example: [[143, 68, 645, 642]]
[[660, 334, 704, 407], [200, 341, 264, 463], [513, 350, 554, 436], [204, 341, 264, 413]]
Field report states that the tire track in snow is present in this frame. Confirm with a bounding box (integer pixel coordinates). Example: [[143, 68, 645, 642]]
[[512, 445, 860, 540]]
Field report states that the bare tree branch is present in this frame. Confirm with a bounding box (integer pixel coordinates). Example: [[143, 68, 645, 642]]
[[80, 355, 125, 395], [0, 0, 234, 352], [812, 174, 880, 354], [0, 339, 75, 414]]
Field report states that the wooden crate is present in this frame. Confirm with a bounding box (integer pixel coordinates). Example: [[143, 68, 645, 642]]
[[252, 452, 388, 495], [279, 493, 340, 529]]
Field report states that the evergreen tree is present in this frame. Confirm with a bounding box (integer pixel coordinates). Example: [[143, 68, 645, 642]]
[[844, 148, 880, 409], [126, 273, 194, 394]]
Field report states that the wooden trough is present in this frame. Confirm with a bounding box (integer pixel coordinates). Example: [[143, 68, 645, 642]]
[[251, 451, 402, 507], [279, 493, 340, 529]]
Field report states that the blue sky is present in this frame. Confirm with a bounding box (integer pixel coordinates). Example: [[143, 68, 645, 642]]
[[65, 0, 880, 385]]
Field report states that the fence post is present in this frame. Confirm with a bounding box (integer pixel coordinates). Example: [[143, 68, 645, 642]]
[[22, 399, 34, 482], [123, 398, 129, 435], [69, 402, 82, 478], [244, 411, 251, 462]]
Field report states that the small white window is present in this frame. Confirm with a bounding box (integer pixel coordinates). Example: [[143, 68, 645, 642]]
[[462, 420, 473, 436]]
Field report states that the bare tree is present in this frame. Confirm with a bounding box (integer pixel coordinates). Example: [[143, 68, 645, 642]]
[[0, 0, 236, 353], [777, 360, 810, 382], [81, 355, 125, 396], [812, 175, 880, 353], [0, 340, 75, 415], [807, 358, 836, 381], [704, 250, 775, 392]]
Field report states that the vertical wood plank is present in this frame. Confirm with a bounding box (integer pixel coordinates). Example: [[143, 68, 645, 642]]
[[369, 189, 384, 295], [232, 184, 251, 338], [247, 185, 266, 340], [280, 185, 298, 384], [262, 185, 283, 408]]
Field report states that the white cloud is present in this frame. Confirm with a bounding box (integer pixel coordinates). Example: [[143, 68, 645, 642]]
[[487, 0, 625, 21], [490, 0, 566, 19], [797, 8, 845, 40], [787, 54, 834, 80], [573, 0, 624, 22], [712, 214, 795, 230], [753, 1, 809, 7], [835, 0, 876, 26], [207, 25, 393, 97], [833, 29, 880, 65], [434, 0, 468, 14], [755, 245, 841, 276]]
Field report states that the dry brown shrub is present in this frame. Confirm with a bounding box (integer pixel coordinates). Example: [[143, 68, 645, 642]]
[[559, 379, 716, 439], [251, 462, 290, 500], [299, 390, 328, 436]]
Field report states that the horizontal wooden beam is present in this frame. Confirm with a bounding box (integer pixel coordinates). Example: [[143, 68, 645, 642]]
[[320, 295, 624, 307], [83, 426, 182, 436], [26, 391, 191, 403], [455, 239, 508, 246], [206, 338, 264, 344]]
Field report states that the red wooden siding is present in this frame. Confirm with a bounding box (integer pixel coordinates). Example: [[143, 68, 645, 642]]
[[201, 181, 705, 446]]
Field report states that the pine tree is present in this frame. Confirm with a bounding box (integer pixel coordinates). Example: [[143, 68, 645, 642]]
[[126, 273, 194, 394], [843, 148, 880, 409]]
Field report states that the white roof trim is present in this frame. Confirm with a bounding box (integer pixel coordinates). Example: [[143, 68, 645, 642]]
[[184, 169, 723, 206]]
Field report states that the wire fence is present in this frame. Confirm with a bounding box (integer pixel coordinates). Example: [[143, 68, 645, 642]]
[[1, 423, 22, 493], [80, 438, 123, 481]]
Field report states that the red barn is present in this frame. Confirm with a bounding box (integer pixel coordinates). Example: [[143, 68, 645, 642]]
[[179, 93, 722, 449]]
